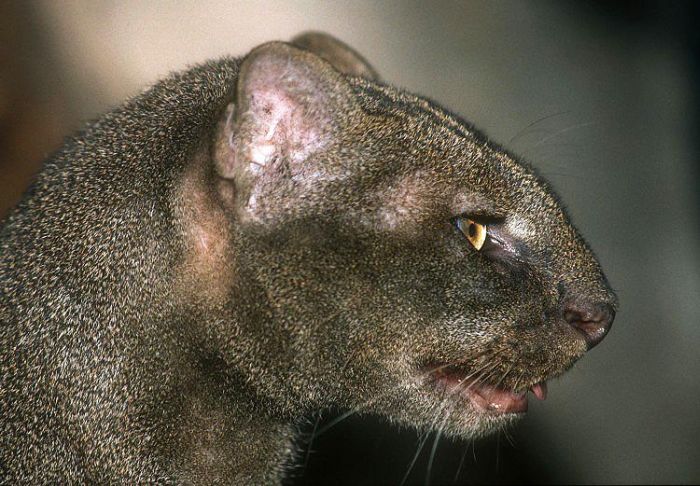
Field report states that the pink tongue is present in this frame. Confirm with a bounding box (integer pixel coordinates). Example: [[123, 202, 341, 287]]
[[530, 382, 548, 401], [469, 384, 528, 413]]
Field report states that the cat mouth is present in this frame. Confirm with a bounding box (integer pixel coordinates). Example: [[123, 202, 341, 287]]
[[422, 364, 548, 415]]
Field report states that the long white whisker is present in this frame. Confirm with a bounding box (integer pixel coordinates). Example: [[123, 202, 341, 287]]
[[302, 412, 322, 473], [314, 406, 366, 437], [400, 429, 432, 486], [496, 365, 513, 388], [402, 386, 459, 486], [529, 121, 595, 149], [508, 111, 571, 144], [425, 411, 450, 485], [495, 429, 501, 473], [453, 443, 470, 483], [502, 424, 516, 448]]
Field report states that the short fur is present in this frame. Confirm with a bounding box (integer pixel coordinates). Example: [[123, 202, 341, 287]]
[[0, 34, 616, 483]]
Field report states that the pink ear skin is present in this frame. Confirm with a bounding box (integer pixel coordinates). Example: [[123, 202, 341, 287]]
[[216, 42, 351, 221]]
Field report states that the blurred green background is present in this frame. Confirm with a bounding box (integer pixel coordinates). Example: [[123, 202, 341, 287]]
[[1, 1, 698, 484]]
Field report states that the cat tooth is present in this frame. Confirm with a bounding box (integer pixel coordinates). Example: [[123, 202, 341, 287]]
[[530, 382, 548, 401]]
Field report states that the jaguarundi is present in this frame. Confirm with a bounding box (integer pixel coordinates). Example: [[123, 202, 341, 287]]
[[0, 32, 617, 483]]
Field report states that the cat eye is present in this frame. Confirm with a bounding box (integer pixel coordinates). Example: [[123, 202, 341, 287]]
[[456, 217, 487, 250]]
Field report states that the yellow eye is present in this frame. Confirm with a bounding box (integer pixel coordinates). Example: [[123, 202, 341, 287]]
[[458, 218, 487, 250]]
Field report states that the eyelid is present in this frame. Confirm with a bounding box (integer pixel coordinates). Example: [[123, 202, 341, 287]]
[[482, 225, 522, 259], [455, 212, 505, 225], [453, 216, 518, 259]]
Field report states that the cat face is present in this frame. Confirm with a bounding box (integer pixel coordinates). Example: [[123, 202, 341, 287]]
[[208, 41, 616, 438]]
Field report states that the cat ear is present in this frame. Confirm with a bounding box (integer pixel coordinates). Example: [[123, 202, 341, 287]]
[[216, 42, 352, 219], [291, 32, 379, 81]]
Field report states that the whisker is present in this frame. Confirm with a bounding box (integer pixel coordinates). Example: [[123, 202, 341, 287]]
[[400, 429, 432, 486], [502, 425, 516, 448], [425, 412, 450, 486], [508, 111, 571, 145], [459, 361, 501, 391], [314, 405, 367, 437], [511, 372, 525, 394], [495, 430, 501, 473], [422, 348, 495, 379], [315, 361, 457, 437], [405, 381, 464, 486], [495, 365, 514, 389], [316, 349, 505, 448], [302, 412, 322, 474], [529, 121, 595, 149], [453, 442, 470, 484], [314, 366, 433, 437]]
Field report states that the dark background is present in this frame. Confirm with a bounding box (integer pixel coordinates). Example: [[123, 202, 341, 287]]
[[2, 1, 698, 484]]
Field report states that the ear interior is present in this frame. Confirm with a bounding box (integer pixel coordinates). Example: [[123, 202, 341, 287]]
[[239, 57, 330, 167], [215, 42, 350, 218]]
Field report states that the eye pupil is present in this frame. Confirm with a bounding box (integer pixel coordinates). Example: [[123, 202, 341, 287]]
[[457, 217, 487, 251]]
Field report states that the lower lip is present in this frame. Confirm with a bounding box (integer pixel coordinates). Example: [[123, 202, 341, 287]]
[[426, 368, 547, 415], [463, 382, 529, 414]]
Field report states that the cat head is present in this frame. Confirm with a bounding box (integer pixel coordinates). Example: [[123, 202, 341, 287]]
[[189, 34, 617, 438]]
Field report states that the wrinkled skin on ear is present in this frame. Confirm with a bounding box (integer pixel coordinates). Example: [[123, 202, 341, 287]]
[[215, 41, 357, 222]]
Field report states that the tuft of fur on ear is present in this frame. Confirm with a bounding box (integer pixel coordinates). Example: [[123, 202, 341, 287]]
[[291, 32, 379, 81], [217, 42, 351, 219]]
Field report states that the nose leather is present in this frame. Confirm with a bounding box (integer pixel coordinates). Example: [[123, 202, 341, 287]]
[[564, 302, 615, 350]]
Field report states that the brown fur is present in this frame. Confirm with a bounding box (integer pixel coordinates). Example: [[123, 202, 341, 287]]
[[0, 33, 616, 483]]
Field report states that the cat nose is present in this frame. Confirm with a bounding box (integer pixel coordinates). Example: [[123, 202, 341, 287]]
[[564, 301, 615, 350]]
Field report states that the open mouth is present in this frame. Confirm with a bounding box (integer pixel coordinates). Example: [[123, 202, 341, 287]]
[[424, 364, 548, 415]]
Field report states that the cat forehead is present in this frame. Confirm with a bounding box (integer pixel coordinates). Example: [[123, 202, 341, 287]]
[[345, 83, 563, 218], [349, 78, 480, 141], [373, 161, 562, 217]]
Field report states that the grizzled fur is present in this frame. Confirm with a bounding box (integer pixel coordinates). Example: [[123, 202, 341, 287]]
[[0, 33, 616, 483]]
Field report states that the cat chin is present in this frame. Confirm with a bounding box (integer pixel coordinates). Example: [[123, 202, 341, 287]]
[[417, 383, 527, 438], [384, 395, 524, 441], [357, 379, 526, 442]]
